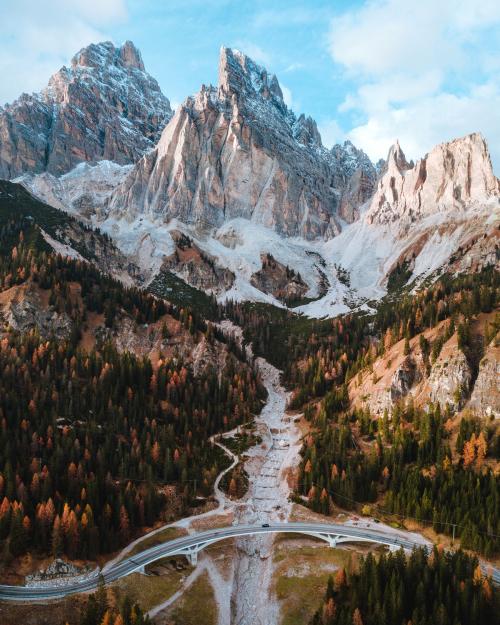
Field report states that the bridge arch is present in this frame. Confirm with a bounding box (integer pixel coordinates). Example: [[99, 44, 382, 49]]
[[0, 522, 428, 601], [125, 524, 408, 573]]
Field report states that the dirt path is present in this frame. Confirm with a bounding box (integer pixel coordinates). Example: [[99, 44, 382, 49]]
[[103, 433, 238, 575]]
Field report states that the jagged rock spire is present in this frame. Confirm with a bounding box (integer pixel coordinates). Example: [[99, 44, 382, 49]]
[[218, 47, 284, 105], [108, 47, 377, 239], [71, 40, 145, 72], [366, 132, 500, 225], [0, 41, 171, 178]]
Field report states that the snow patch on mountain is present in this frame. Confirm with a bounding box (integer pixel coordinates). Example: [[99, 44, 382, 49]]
[[41, 230, 86, 262], [97, 215, 177, 280], [296, 197, 499, 318], [17, 161, 133, 216]]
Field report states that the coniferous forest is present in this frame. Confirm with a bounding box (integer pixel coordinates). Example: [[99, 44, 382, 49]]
[[310, 548, 498, 625], [76, 581, 151, 625], [0, 212, 265, 561], [297, 401, 499, 555], [228, 268, 500, 555]]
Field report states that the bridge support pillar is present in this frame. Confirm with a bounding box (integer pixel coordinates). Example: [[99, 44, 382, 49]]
[[186, 551, 198, 566], [325, 534, 344, 548], [136, 565, 146, 574]]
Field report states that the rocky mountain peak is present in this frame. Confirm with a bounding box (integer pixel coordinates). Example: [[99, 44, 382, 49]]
[[0, 40, 171, 179], [293, 114, 322, 147], [331, 140, 375, 179], [329, 140, 377, 222], [386, 140, 412, 173], [365, 132, 500, 226], [119, 40, 146, 71], [218, 47, 285, 108], [105, 48, 381, 240], [109, 47, 364, 240], [71, 40, 145, 72]]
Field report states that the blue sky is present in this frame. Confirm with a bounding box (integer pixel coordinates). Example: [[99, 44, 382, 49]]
[[2, 0, 500, 169]]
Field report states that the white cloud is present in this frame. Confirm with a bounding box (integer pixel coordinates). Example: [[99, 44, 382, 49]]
[[318, 119, 346, 149], [348, 83, 500, 170], [281, 84, 293, 109], [330, 0, 500, 78], [328, 0, 500, 171], [340, 71, 442, 115], [233, 41, 271, 67], [0, 0, 128, 105]]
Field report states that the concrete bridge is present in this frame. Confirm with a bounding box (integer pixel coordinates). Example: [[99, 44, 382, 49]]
[[0, 522, 497, 602]]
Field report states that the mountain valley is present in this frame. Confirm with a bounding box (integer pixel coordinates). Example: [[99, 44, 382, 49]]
[[0, 37, 498, 625]]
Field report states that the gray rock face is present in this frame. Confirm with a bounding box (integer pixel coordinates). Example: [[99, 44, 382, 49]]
[[293, 114, 322, 147], [162, 231, 235, 294], [469, 341, 500, 418], [108, 47, 375, 240], [0, 41, 172, 179], [25, 559, 96, 588], [0, 283, 74, 340], [331, 140, 378, 222], [250, 253, 309, 302], [390, 356, 419, 401], [428, 349, 472, 411], [250, 254, 309, 301], [365, 133, 500, 227]]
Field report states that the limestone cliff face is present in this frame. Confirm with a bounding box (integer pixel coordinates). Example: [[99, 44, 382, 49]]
[[250, 253, 309, 303], [0, 41, 172, 179], [428, 349, 472, 411], [107, 47, 375, 240], [469, 340, 500, 418], [161, 231, 235, 294], [331, 140, 377, 222], [0, 282, 74, 340], [365, 133, 500, 227], [390, 356, 420, 401]]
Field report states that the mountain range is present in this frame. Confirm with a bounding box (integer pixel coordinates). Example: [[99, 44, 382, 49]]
[[2, 40, 499, 317], [0, 38, 499, 625]]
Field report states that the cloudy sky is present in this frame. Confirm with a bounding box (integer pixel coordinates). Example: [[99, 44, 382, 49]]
[[2, 0, 500, 169]]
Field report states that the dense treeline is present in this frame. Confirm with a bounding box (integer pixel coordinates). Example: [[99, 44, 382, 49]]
[[66, 583, 151, 625], [224, 300, 365, 404], [0, 331, 263, 560], [0, 219, 266, 561], [297, 401, 500, 555], [311, 548, 497, 625]]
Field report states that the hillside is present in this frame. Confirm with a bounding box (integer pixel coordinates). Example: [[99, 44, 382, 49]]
[[0, 179, 266, 574], [350, 311, 500, 419]]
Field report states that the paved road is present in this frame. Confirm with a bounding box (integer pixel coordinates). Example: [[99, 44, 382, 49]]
[[0, 522, 498, 601]]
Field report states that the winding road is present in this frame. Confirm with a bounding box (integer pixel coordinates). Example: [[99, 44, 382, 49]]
[[6, 521, 495, 602]]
